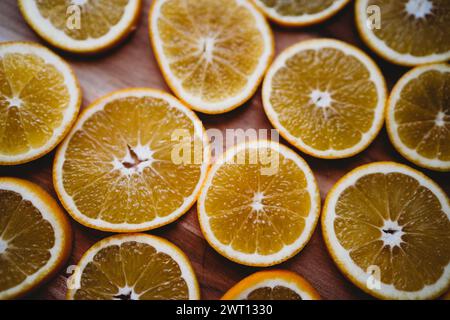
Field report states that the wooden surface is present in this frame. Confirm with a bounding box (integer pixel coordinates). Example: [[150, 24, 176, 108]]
[[0, 0, 448, 300]]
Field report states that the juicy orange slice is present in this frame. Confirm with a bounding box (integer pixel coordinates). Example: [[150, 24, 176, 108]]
[[18, 0, 142, 54], [322, 162, 450, 299], [222, 270, 320, 300], [356, 0, 450, 66], [263, 39, 387, 159], [198, 140, 321, 266], [54, 88, 210, 232], [0, 42, 81, 165], [252, 0, 350, 26], [149, 0, 274, 114], [67, 234, 199, 300], [387, 64, 450, 171], [0, 177, 71, 300]]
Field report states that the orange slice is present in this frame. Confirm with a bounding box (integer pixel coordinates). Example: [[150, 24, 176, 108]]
[[322, 162, 450, 299], [252, 0, 351, 27], [356, 0, 450, 66], [222, 270, 321, 300], [67, 234, 199, 300], [263, 39, 387, 159], [149, 0, 274, 114], [0, 41, 81, 165], [198, 140, 321, 266], [54, 88, 210, 232], [18, 0, 142, 54], [387, 64, 450, 171], [0, 177, 72, 300]]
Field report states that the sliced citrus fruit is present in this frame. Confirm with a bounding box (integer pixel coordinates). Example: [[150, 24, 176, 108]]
[[0, 42, 81, 165], [0, 177, 72, 300], [67, 233, 199, 300], [18, 0, 142, 54], [198, 140, 320, 266], [387, 64, 450, 172], [322, 162, 450, 300], [252, 0, 350, 27], [222, 270, 320, 300], [356, 0, 450, 66], [54, 88, 210, 232], [149, 0, 274, 114], [263, 39, 387, 159]]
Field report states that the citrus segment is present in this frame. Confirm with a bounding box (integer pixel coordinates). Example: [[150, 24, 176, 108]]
[[222, 270, 320, 300], [0, 42, 81, 165], [198, 140, 320, 266], [252, 0, 350, 26], [0, 177, 71, 300], [54, 88, 210, 232], [387, 64, 450, 171], [67, 234, 199, 300], [150, 0, 274, 113], [19, 0, 142, 53], [356, 0, 450, 66], [322, 162, 450, 299], [263, 39, 386, 159]]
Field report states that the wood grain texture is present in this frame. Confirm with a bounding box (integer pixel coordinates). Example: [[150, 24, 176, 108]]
[[0, 0, 448, 300]]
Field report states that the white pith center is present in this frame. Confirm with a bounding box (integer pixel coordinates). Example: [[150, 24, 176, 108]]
[[435, 111, 446, 127], [405, 0, 433, 19], [113, 144, 155, 176], [0, 238, 7, 254], [251, 192, 265, 212], [113, 286, 140, 300], [381, 220, 404, 248], [199, 37, 215, 63], [310, 90, 332, 108], [6, 96, 23, 109], [71, 0, 88, 6]]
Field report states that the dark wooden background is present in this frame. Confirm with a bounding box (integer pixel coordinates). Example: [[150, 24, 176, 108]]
[[0, 0, 448, 300]]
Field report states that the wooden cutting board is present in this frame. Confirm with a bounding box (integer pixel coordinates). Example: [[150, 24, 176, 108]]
[[1, 0, 448, 300]]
